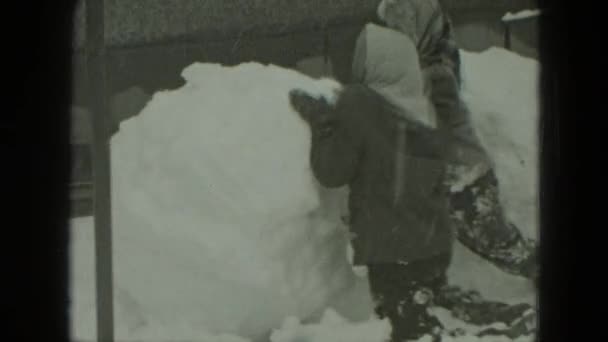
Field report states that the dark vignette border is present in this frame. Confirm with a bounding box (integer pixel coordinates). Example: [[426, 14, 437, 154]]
[[4, 0, 576, 341]]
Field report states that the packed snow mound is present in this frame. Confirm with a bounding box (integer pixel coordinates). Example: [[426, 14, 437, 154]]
[[445, 48, 539, 305], [427, 307, 534, 342], [460, 48, 539, 240], [73, 62, 356, 341], [114, 62, 342, 225]]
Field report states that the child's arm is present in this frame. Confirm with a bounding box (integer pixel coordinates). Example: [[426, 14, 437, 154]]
[[289, 89, 361, 188], [426, 65, 464, 129], [437, 13, 462, 87], [309, 119, 360, 188], [425, 64, 489, 167]]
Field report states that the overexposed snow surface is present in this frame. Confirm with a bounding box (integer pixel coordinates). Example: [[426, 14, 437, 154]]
[[502, 9, 541, 22], [460, 48, 539, 241], [70, 48, 539, 341]]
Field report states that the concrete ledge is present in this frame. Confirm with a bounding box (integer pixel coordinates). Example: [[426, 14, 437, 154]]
[[73, 0, 378, 50], [72, 0, 535, 50], [71, 23, 364, 106]]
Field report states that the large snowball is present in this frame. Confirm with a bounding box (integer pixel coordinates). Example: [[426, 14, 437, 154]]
[[72, 62, 358, 341]]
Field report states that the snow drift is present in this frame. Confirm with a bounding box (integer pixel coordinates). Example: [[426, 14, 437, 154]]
[[69, 47, 539, 342]]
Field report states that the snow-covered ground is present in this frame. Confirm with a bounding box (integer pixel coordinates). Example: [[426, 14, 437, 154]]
[[69, 47, 539, 341]]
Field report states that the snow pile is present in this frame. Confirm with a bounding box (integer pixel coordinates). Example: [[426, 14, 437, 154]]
[[428, 307, 535, 342], [70, 47, 539, 341], [71, 62, 360, 341], [444, 48, 539, 305], [460, 48, 539, 241]]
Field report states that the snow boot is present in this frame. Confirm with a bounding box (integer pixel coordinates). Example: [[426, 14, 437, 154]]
[[367, 254, 451, 342], [435, 285, 535, 325], [476, 308, 537, 339], [374, 288, 445, 342], [432, 284, 537, 339]]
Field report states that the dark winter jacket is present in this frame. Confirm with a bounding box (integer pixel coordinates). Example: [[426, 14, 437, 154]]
[[290, 84, 453, 265], [291, 23, 459, 265], [291, 25, 457, 264]]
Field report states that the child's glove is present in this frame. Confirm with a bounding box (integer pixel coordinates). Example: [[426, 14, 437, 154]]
[[289, 89, 338, 139], [289, 87, 362, 188]]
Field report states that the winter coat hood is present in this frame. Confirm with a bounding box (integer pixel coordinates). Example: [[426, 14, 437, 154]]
[[352, 23, 437, 128]]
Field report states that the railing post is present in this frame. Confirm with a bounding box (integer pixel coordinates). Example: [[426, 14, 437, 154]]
[[85, 0, 115, 341], [504, 22, 512, 50], [501, 9, 542, 51]]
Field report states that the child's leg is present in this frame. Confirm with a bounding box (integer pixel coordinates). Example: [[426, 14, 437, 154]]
[[435, 284, 535, 327], [446, 167, 538, 279], [368, 253, 451, 341], [427, 64, 537, 280]]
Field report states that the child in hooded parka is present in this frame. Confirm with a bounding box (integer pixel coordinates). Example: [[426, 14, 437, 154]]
[[371, 0, 538, 337], [377, 0, 538, 283], [291, 23, 455, 340], [291, 2, 537, 340]]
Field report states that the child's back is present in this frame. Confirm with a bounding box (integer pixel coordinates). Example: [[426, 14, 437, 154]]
[[314, 84, 453, 265], [290, 22, 458, 341], [289, 69, 454, 342]]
